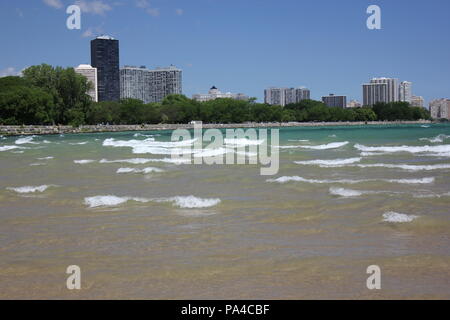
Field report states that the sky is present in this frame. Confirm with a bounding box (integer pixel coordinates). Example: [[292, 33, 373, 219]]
[[1, 0, 449, 104]]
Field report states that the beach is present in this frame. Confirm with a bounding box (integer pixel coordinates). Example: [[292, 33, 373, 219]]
[[1, 122, 450, 299]]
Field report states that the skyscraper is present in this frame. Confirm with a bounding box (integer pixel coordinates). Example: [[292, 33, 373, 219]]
[[74, 64, 98, 102], [91, 35, 120, 102], [363, 77, 399, 106], [120, 65, 182, 103], [322, 94, 347, 108], [399, 81, 412, 103]]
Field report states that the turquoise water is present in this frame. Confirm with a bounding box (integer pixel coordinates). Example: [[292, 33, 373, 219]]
[[0, 124, 450, 299]]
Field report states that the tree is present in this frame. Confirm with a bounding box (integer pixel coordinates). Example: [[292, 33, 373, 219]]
[[22, 64, 92, 125]]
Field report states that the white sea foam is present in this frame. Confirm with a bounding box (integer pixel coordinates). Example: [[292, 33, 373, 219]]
[[413, 192, 450, 199], [133, 133, 156, 139], [382, 212, 418, 223], [386, 177, 435, 184], [160, 196, 221, 209], [294, 157, 361, 167], [100, 158, 190, 164], [103, 138, 197, 154], [100, 158, 152, 164], [84, 195, 150, 208], [288, 139, 309, 142], [0, 145, 21, 152], [37, 156, 54, 160], [420, 134, 450, 143], [84, 195, 221, 209], [74, 160, 96, 164], [267, 176, 435, 185], [355, 143, 450, 155], [116, 167, 164, 174], [7, 185, 55, 194], [69, 142, 88, 145], [224, 138, 264, 146], [193, 147, 231, 158], [329, 187, 364, 197], [30, 163, 46, 166], [15, 136, 38, 145], [298, 141, 349, 150], [360, 151, 389, 157], [356, 163, 450, 171]]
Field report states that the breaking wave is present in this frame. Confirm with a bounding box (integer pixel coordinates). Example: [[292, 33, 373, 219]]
[[356, 163, 450, 171], [224, 138, 265, 146], [100, 158, 190, 164], [116, 167, 164, 174], [74, 160, 96, 164], [294, 157, 362, 167], [103, 138, 197, 155], [382, 212, 418, 223], [0, 145, 22, 152], [7, 185, 56, 194], [267, 176, 435, 185], [84, 195, 221, 209], [355, 143, 450, 155], [329, 187, 365, 197], [15, 136, 39, 145], [298, 141, 349, 150]]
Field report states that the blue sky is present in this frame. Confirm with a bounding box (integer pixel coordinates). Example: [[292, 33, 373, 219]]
[[1, 0, 449, 104]]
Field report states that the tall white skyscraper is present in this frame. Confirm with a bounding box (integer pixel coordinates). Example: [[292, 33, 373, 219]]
[[265, 87, 310, 106], [363, 77, 399, 106], [399, 81, 412, 103], [74, 64, 98, 102], [120, 65, 182, 103]]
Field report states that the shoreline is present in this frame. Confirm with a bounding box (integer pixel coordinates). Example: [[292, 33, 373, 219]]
[[0, 120, 435, 136]]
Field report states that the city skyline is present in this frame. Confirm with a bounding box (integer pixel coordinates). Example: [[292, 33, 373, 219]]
[[0, 0, 449, 104]]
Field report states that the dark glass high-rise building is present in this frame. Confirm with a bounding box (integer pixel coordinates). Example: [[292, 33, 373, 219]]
[[90, 35, 120, 102]]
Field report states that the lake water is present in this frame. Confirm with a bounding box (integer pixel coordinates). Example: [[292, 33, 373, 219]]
[[1, 124, 449, 299]]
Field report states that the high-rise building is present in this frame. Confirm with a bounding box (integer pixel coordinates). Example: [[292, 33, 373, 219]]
[[91, 35, 120, 102], [429, 99, 450, 120], [147, 66, 182, 103], [74, 64, 98, 102], [192, 86, 249, 102], [411, 96, 424, 108], [322, 94, 347, 108], [265, 88, 286, 106], [120, 65, 182, 103], [399, 81, 412, 103], [265, 87, 310, 106], [363, 77, 399, 106]]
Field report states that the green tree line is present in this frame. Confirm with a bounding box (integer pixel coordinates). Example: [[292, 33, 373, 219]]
[[0, 64, 430, 126]]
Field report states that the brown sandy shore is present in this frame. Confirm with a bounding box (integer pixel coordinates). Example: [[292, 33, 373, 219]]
[[0, 120, 433, 136]]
